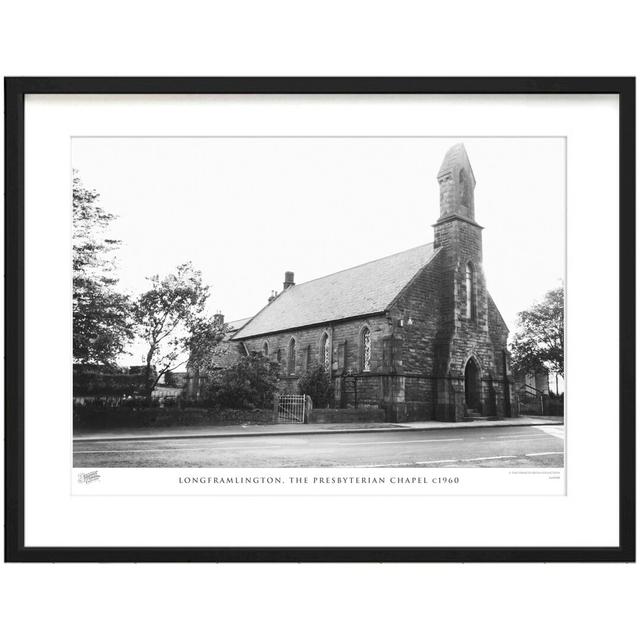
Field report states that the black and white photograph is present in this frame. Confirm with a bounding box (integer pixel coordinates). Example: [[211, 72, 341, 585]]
[[72, 137, 565, 472]]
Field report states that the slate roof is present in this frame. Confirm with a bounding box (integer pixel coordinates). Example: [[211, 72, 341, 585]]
[[205, 321, 249, 369], [226, 317, 253, 333], [232, 243, 437, 340]]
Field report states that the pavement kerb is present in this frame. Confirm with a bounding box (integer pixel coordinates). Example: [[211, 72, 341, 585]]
[[73, 420, 561, 443]]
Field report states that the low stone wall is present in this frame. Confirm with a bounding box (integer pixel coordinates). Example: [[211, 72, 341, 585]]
[[377, 401, 433, 423], [74, 406, 274, 431], [401, 401, 434, 422], [309, 407, 386, 424]]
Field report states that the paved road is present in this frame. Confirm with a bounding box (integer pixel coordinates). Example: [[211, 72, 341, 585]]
[[74, 423, 565, 468]]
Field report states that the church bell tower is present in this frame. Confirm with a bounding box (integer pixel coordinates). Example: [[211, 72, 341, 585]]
[[433, 144, 485, 286], [436, 142, 476, 221], [433, 143, 482, 262], [432, 143, 495, 420]]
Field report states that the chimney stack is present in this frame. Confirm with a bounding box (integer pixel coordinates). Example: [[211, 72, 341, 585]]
[[283, 271, 295, 290], [213, 311, 224, 325], [268, 290, 278, 304]]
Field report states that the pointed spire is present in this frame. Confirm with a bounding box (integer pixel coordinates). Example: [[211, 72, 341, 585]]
[[437, 143, 476, 220], [437, 143, 475, 184]]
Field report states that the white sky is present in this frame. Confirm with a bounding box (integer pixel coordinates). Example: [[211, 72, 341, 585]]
[[72, 137, 565, 364]]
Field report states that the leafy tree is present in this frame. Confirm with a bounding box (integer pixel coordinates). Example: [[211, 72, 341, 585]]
[[298, 363, 333, 408], [133, 262, 213, 396], [510, 286, 564, 377], [204, 353, 280, 409], [73, 171, 132, 365], [186, 314, 228, 372]]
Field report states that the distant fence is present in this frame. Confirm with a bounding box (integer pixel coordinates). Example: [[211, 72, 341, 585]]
[[74, 395, 181, 408], [516, 384, 564, 416], [74, 395, 130, 408]]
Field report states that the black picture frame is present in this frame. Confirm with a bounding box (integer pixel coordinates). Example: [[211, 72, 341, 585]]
[[4, 77, 635, 563]]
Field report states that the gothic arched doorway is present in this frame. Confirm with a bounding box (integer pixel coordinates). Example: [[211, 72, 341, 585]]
[[464, 358, 481, 413]]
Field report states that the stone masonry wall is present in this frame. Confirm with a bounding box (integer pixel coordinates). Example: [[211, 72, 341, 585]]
[[386, 250, 445, 419], [235, 314, 395, 407], [487, 294, 516, 416], [432, 216, 511, 419]]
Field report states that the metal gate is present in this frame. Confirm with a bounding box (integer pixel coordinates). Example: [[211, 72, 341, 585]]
[[276, 394, 306, 423]]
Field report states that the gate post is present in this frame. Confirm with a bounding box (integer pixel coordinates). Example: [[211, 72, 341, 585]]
[[304, 394, 313, 423], [272, 393, 280, 424]]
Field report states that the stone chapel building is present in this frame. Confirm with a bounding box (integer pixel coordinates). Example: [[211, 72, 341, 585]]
[[204, 144, 516, 422]]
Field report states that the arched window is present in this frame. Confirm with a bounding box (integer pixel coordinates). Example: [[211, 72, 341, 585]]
[[276, 348, 282, 364], [320, 332, 331, 370], [304, 345, 311, 371], [262, 341, 269, 357], [287, 338, 296, 375], [361, 327, 371, 372], [465, 262, 477, 320]]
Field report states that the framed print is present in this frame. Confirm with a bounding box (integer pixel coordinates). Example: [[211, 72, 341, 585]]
[[4, 77, 635, 562]]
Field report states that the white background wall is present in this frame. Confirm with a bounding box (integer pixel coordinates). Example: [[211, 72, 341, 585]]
[[1, 2, 637, 639]]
